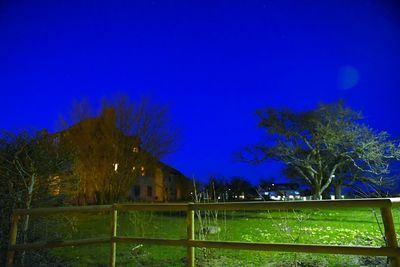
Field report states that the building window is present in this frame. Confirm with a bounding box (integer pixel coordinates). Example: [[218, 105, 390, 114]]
[[147, 186, 152, 197], [48, 175, 61, 196], [132, 166, 136, 171], [133, 147, 138, 153], [134, 186, 140, 197], [113, 163, 119, 172], [54, 136, 60, 145], [141, 166, 145, 176]]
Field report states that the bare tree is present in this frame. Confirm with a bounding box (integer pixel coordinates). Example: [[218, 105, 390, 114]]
[[59, 94, 179, 204], [242, 101, 400, 199], [102, 95, 178, 158]]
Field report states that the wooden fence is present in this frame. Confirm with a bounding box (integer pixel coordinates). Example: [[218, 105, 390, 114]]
[[6, 198, 400, 267]]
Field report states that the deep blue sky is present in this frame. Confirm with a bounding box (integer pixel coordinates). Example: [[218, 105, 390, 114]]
[[1, 0, 400, 184]]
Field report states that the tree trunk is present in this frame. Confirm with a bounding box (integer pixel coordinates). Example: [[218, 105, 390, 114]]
[[334, 182, 342, 199], [312, 192, 322, 200], [312, 183, 322, 200], [21, 174, 36, 265]]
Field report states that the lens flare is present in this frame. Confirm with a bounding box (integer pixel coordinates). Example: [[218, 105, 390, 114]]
[[338, 65, 359, 90]]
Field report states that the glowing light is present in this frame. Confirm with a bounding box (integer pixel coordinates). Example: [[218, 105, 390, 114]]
[[113, 163, 119, 171]]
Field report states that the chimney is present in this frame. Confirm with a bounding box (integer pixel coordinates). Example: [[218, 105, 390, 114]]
[[102, 107, 116, 124]]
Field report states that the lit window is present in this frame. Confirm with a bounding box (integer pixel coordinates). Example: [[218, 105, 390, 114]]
[[132, 166, 136, 171], [133, 147, 138, 152], [113, 163, 119, 172], [141, 166, 145, 171], [49, 175, 61, 196]]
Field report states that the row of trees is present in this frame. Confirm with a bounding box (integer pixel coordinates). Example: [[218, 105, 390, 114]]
[[199, 176, 254, 201], [242, 101, 400, 199]]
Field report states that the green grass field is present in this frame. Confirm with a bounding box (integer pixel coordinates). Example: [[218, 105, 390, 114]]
[[24, 207, 400, 266]]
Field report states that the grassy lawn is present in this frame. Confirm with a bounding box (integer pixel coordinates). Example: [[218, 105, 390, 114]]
[[25, 207, 400, 266]]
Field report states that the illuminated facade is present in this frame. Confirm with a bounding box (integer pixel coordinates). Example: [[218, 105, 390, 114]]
[[52, 108, 188, 203]]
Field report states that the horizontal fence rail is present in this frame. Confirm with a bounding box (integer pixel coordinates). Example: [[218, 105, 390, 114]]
[[7, 198, 400, 267]]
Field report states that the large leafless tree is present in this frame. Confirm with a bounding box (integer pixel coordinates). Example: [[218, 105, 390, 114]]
[[242, 102, 400, 199]]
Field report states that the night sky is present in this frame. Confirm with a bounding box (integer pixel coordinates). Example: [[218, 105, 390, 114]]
[[1, 0, 400, 184]]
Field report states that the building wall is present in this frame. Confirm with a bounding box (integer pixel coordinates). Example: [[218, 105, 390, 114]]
[[131, 174, 154, 201], [129, 167, 186, 202], [154, 168, 164, 201]]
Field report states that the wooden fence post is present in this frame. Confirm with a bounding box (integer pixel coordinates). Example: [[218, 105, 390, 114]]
[[187, 203, 195, 267], [6, 214, 20, 267], [109, 205, 118, 267], [380, 207, 400, 267]]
